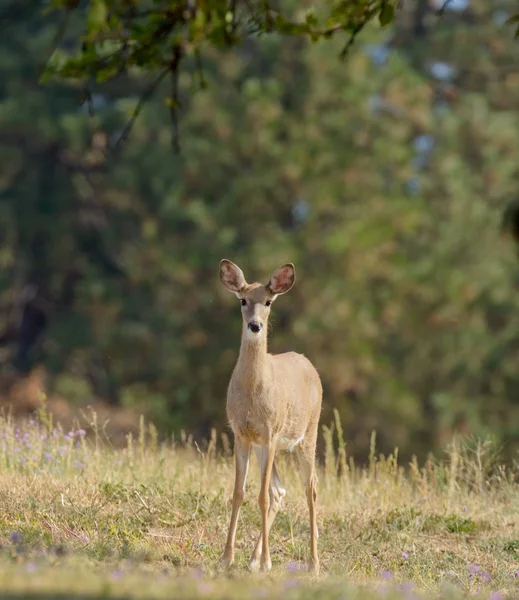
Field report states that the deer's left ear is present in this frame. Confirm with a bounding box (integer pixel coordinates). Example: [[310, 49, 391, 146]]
[[267, 263, 295, 295]]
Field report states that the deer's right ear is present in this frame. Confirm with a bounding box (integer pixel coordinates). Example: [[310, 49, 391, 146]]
[[219, 259, 247, 294]]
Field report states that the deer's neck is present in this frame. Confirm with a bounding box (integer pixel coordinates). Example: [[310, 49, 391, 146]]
[[235, 327, 270, 391]]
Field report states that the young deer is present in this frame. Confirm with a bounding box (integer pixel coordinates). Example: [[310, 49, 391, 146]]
[[219, 259, 323, 574]]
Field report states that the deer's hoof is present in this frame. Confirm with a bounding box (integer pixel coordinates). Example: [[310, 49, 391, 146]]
[[248, 557, 261, 573], [308, 560, 320, 576], [218, 555, 234, 571], [259, 558, 272, 573]]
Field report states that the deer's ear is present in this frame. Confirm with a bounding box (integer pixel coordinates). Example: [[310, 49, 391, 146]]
[[220, 259, 247, 293], [267, 263, 295, 295]]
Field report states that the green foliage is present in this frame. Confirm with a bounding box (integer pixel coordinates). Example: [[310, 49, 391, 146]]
[[41, 0, 393, 79], [442, 515, 477, 534], [379, 2, 396, 27], [29, 0, 401, 149], [1, 0, 519, 463], [503, 539, 519, 559], [27, 0, 519, 153], [505, 13, 519, 37]]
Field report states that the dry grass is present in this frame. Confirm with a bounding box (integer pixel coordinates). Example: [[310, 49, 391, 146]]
[[0, 407, 517, 599]]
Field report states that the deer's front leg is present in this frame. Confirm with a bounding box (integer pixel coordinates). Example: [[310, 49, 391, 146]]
[[258, 437, 277, 573], [249, 456, 285, 572], [220, 439, 251, 567]]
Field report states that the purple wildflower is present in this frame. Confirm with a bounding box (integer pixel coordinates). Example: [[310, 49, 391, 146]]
[[481, 570, 492, 583], [399, 582, 416, 600], [488, 593, 503, 600], [402, 551, 409, 559], [10, 532, 20, 544], [380, 570, 393, 581], [44, 452, 52, 461], [190, 567, 203, 580], [78, 429, 86, 436], [468, 564, 492, 583], [111, 569, 124, 580], [286, 561, 302, 572], [515, 570, 519, 578]]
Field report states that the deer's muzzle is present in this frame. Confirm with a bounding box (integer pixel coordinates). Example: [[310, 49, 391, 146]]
[[248, 321, 262, 334]]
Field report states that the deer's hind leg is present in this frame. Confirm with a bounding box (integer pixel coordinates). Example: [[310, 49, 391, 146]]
[[248, 447, 286, 572], [296, 426, 319, 575]]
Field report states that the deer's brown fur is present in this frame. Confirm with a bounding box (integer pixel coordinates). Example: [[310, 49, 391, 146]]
[[219, 259, 322, 574]]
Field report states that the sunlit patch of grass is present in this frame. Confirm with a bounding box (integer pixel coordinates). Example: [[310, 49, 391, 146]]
[[0, 407, 517, 599]]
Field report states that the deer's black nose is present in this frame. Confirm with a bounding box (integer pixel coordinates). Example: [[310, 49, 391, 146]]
[[248, 321, 262, 333]]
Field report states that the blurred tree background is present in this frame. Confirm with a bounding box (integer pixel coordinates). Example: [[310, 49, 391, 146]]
[[0, 0, 518, 461]]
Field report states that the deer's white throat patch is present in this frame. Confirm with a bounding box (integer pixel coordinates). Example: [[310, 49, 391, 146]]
[[245, 328, 264, 341]]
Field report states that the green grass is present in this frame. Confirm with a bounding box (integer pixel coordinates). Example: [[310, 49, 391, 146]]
[[0, 408, 517, 599]]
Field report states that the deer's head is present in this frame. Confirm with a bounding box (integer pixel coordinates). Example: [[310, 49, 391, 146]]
[[219, 259, 295, 339]]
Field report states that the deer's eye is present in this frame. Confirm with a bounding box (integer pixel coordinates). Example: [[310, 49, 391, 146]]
[[265, 300, 272, 307], [240, 298, 247, 306]]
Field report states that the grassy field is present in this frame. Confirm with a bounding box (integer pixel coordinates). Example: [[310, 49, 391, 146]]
[[0, 408, 517, 600]]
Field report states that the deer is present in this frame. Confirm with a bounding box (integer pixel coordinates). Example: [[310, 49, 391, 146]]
[[218, 259, 323, 575]]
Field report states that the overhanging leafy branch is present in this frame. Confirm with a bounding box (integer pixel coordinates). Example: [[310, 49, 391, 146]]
[[37, 0, 399, 152]]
